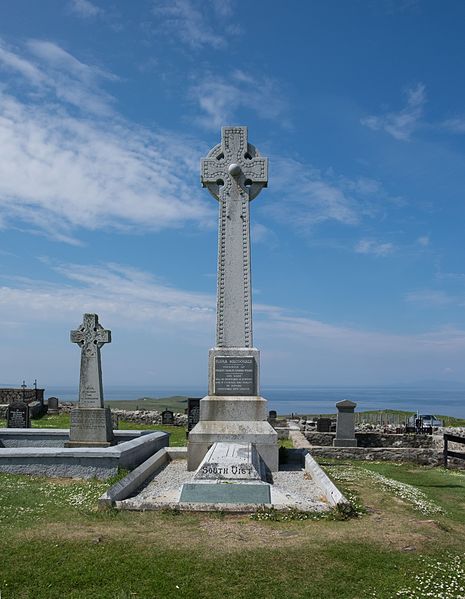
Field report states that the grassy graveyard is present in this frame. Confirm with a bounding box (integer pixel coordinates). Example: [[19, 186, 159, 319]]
[[0, 460, 464, 598]]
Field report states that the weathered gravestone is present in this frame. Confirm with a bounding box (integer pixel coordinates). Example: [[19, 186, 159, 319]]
[[268, 410, 277, 421], [65, 313, 114, 448], [317, 417, 332, 432], [7, 401, 30, 428], [161, 409, 174, 425], [333, 400, 357, 447], [47, 396, 59, 415], [187, 398, 201, 432], [188, 127, 278, 472]]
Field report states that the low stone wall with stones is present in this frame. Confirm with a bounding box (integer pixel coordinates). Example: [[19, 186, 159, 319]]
[[112, 409, 187, 427], [304, 431, 434, 448], [58, 403, 187, 426], [0, 389, 44, 404], [311, 446, 444, 466]]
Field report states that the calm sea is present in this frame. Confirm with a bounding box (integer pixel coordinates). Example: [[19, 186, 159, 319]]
[[44, 385, 465, 418]]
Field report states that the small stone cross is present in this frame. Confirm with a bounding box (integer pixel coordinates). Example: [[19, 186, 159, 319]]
[[71, 313, 111, 408], [201, 127, 268, 348]]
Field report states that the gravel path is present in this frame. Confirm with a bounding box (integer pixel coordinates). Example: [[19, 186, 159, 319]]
[[118, 459, 329, 512]]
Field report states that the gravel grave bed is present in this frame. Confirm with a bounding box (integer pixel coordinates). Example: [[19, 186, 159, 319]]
[[118, 460, 329, 511]]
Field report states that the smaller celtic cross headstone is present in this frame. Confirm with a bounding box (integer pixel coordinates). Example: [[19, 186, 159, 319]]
[[66, 313, 114, 447], [71, 313, 111, 409]]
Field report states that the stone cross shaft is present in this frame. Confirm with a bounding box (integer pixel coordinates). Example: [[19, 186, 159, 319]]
[[201, 127, 268, 348], [71, 313, 111, 409]]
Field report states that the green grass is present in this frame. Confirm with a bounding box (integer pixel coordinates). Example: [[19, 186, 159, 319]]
[[106, 395, 189, 412], [0, 413, 189, 446], [1, 462, 465, 598]]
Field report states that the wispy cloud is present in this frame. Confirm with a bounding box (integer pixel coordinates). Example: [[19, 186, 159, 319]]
[[355, 239, 395, 256], [361, 83, 426, 141], [191, 70, 288, 130], [0, 262, 216, 331], [3, 260, 465, 384], [152, 0, 238, 50], [417, 235, 430, 247], [68, 0, 103, 19], [440, 117, 465, 134], [0, 37, 115, 115], [0, 38, 212, 241], [269, 157, 395, 230], [405, 289, 455, 306]]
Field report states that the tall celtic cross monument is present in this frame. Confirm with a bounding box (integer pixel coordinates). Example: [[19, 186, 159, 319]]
[[65, 313, 114, 447], [188, 127, 278, 472]]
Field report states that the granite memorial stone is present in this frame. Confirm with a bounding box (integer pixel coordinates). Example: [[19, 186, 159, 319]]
[[7, 401, 30, 428], [187, 398, 201, 432], [161, 409, 174, 425], [188, 127, 278, 472], [65, 313, 114, 448], [47, 396, 59, 415], [333, 400, 357, 448]]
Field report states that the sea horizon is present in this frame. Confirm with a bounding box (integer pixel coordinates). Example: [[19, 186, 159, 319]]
[[29, 383, 465, 419]]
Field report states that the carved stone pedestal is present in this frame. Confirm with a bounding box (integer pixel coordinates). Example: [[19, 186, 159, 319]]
[[65, 407, 114, 448]]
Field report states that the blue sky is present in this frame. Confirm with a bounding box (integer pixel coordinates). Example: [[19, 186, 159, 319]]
[[1, 0, 465, 388]]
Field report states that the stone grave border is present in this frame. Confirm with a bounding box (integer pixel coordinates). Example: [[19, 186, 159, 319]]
[[100, 447, 350, 513], [0, 429, 169, 479]]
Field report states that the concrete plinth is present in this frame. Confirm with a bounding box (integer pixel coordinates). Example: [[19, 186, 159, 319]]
[[65, 407, 115, 448]]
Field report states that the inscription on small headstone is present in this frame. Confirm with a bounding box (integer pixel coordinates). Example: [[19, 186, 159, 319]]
[[187, 398, 201, 432], [7, 401, 30, 428], [161, 409, 174, 425], [214, 357, 256, 395]]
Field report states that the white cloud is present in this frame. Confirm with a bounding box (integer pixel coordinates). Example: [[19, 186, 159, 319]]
[[355, 239, 395, 256], [0, 262, 216, 329], [405, 290, 455, 306], [269, 157, 393, 230], [361, 83, 426, 141], [417, 235, 430, 247], [0, 39, 213, 240], [251, 223, 276, 245], [0, 38, 115, 115], [440, 117, 465, 134], [153, 0, 227, 49], [69, 0, 102, 18], [3, 261, 465, 385], [191, 70, 288, 130]]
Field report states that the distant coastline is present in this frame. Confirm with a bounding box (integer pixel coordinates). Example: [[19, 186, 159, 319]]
[[28, 384, 465, 419]]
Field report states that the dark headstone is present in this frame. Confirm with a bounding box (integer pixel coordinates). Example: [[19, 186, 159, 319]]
[[7, 401, 31, 428], [187, 398, 201, 432], [316, 417, 331, 433], [47, 396, 59, 414], [268, 410, 277, 421], [161, 409, 174, 425]]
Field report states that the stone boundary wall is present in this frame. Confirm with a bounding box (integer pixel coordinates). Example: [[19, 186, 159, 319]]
[[310, 446, 444, 466], [304, 431, 434, 448], [60, 404, 188, 426], [0, 389, 44, 404]]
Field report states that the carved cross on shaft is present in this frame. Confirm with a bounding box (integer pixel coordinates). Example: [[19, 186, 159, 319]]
[[71, 313, 111, 408], [201, 127, 268, 348]]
